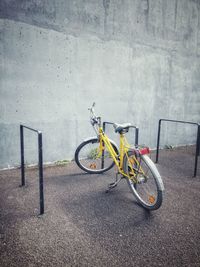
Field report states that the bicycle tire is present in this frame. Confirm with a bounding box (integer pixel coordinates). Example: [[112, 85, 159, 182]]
[[123, 150, 164, 210], [75, 137, 119, 174]]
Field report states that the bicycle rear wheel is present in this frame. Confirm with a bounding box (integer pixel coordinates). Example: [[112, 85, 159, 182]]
[[123, 150, 164, 210], [75, 137, 119, 174]]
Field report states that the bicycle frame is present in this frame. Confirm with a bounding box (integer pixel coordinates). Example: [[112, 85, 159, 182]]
[[88, 103, 145, 180], [98, 127, 143, 180]]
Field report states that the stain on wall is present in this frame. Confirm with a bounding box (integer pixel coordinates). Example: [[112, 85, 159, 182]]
[[0, 0, 200, 168]]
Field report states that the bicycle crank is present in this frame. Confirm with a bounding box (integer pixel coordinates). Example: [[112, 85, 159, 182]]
[[106, 173, 122, 193]]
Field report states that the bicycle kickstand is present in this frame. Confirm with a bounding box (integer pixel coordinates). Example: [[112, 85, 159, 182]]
[[106, 173, 122, 193]]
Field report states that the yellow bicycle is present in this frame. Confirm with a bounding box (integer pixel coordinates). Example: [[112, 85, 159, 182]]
[[75, 103, 164, 210]]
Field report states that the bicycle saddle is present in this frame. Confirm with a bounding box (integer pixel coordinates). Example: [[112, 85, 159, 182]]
[[113, 123, 132, 133]]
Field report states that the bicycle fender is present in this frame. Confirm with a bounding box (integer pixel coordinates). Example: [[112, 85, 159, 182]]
[[142, 155, 165, 191], [83, 136, 98, 143]]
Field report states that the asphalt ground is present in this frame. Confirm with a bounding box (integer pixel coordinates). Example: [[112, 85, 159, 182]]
[[0, 146, 200, 267]]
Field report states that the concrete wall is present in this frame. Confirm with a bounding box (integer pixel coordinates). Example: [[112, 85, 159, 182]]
[[0, 0, 200, 168]]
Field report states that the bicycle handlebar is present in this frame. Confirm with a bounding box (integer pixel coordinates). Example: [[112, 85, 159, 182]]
[[88, 102, 100, 126]]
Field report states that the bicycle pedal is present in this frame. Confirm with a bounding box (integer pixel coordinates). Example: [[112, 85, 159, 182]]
[[105, 182, 117, 193], [110, 182, 118, 187], [110, 183, 117, 189]]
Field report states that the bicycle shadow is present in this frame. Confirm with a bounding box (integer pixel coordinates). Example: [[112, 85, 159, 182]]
[[46, 171, 159, 238], [61, 183, 156, 232]]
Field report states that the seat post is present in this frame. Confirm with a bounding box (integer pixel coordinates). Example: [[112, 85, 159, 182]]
[[119, 134, 125, 169]]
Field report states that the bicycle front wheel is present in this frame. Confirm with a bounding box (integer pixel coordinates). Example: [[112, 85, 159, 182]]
[[123, 150, 164, 210], [75, 137, 119, 174]]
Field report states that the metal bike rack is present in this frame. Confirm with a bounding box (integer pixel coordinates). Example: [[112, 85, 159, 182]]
[[156, 119, 200, 177], [20, 125, 44, 215]]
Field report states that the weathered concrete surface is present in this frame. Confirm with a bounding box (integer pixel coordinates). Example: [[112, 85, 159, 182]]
[[0, 0, 200, 168]]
